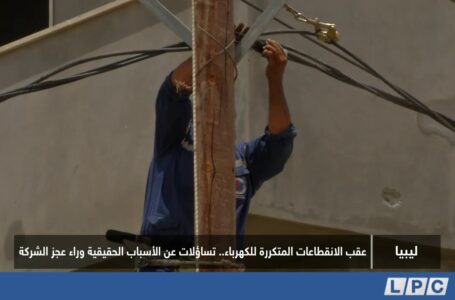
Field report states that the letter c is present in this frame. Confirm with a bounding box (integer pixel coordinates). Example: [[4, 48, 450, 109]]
[[431, 280, 444, 294]]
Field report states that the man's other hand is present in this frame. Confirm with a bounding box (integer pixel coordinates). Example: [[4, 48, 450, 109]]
[[263, 39, 288, 80]]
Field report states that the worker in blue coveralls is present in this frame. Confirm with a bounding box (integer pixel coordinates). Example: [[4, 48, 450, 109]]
[[140, 24, 296, 241]]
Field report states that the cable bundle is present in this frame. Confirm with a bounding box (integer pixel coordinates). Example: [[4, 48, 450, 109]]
[[244, 0, 455, 133], [1, 2, 454, 133], [0, 42, 191, 104]]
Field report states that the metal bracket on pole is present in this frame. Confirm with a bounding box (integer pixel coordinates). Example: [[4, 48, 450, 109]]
[[235, 0, 287, 63], [139, 0, 286, 63], [139, 0, 193, 47]]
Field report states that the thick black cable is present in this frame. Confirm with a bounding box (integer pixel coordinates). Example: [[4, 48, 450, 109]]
[[0, 46, 190, 104], [3, 38, 454, 130], [241, 0, 371, 72], [245, 0, 430, 104], [262, 30, 455, 129], [285, 50, 423, 113], [332, 42, 455, 131], [244, 0, 427, 108], [31, 41, 188, 84], [1, 6, 454, 132], [242, 0, 455, 132], [284, 45, 455, 129]]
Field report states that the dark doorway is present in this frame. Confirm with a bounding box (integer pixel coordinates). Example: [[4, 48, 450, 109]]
[[0, 0, 49, 47]]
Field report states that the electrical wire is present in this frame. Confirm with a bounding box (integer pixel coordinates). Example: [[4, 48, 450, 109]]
[[31, 41, 188, 84], [273, 40, 455, 129], [241, 0, 455, 132], [1, 2, 454, 132], [332, 42, 455, 131], [285, 48, 435, 114], [240, 0, 370, 72], [0, 43, 191, 104]]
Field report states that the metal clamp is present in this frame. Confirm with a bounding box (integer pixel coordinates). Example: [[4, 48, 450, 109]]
[[140, 0, 289, 63], [235, 0, 288, 63], [284, 4, 340, 43]]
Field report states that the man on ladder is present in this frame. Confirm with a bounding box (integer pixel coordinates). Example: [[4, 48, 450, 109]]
[[141, 24, 296, 239]]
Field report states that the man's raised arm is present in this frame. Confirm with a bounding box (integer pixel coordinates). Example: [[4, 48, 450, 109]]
[[153, 58, 193, 158], [243, 39, 296, 192], [263, 39, 292, 135]]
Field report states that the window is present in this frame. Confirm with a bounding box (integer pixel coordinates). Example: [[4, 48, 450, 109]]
[[0, 0, 118, 47], [0, 0, 50, 47]]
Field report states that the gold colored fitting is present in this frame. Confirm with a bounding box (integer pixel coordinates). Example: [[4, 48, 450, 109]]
[[284, 4, 340, 43]]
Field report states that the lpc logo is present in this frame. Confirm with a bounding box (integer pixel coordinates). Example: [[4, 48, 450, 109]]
[[385, 278, 449, 296]]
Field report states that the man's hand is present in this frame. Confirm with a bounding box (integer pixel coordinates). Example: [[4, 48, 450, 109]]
[[172, 23, 250, 92], [262, 40, 291, 135], [263, 39, 288, 80]]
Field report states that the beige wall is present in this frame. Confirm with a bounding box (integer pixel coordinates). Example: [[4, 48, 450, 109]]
[[53, 0, 116, 24], [248, 0, 455, 248], [0, 0, 454, 271], [0, 1, 193, 271]]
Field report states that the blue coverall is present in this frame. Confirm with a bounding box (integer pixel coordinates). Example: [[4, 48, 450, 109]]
[[140, 73, 296, 237]]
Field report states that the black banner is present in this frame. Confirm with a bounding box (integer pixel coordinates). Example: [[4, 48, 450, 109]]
[[14, 234, 440, 270]]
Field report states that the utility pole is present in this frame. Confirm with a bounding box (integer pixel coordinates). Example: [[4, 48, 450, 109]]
[[192, 0, 236, 239]]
